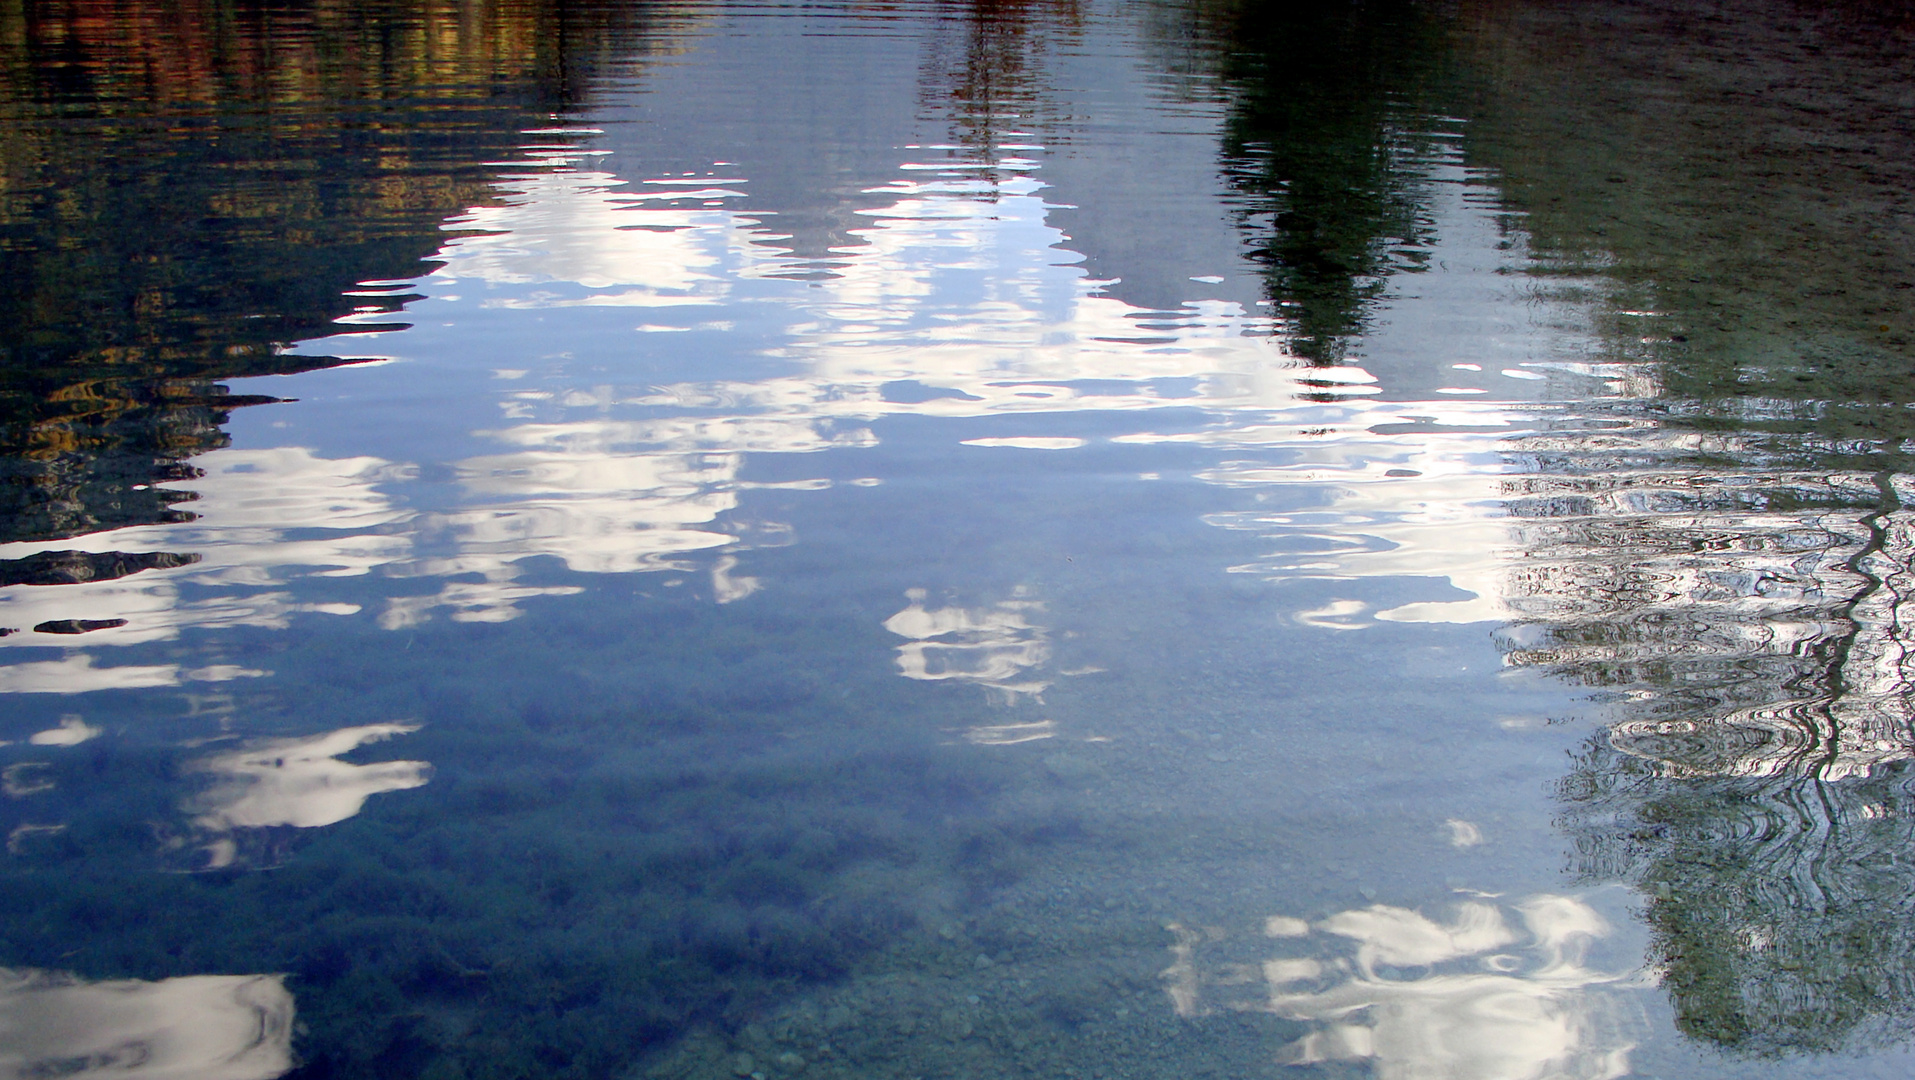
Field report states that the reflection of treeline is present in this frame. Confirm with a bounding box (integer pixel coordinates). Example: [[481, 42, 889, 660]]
[[0, 0, 684, 543], [1156, 0, 1915, 401], [0, 0, 670, 109], [0, 0, 681, 365], [0, 591, 1067, 1079], [1452, 0, 1915, 1055], [1558, 738, 1915, 1055], [0, 377, 274, 547], [918, 0, 1080, 163], [1156, 0, 1449, 361]]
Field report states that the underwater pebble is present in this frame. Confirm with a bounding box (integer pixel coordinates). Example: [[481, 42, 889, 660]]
[[730, 1053, 755, 1077]]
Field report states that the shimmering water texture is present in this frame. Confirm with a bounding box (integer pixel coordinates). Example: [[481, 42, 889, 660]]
[[4, 1, 1915, 1078]]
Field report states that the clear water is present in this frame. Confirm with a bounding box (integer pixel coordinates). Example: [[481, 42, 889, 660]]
[[3, 1, 1915, 1078]]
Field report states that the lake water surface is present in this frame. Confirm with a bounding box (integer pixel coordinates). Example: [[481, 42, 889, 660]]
[[5, 1, 1915, 1078]]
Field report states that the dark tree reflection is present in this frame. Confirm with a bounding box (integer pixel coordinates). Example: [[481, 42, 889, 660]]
[[1450, 0, 1915, 438], [1168, 0, 1447, 361]]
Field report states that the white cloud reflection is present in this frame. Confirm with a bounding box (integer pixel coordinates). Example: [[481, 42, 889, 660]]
[[187, 723, 430, 868], [0, 447, 401, 657], [884, 588, 1051, 701], [0, 133, 1617, 696], [0, 969, 294, 1080], [29, 715, 100, 746], [0, 656, 183, 694], [1164, 894, 1641, 1080], [443, 166, 742, 295]]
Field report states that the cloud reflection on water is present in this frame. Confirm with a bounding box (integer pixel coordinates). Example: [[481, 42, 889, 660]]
[[1165, 894, 1641, 1080], [0, 969, 293, 1080], [0, 446, 400, 666], [0, 141, 1307, 677], [885, 587, 1052, 701], [8, 24, 1906, 870], [7, 80, 1903, 815], [186, 723, 430, 868], [0, 115, 1586, 698], [2, 1, 1909, 1074]]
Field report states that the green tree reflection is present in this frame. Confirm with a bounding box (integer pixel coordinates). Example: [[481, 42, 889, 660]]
[[1496, 364, 1915, 1061], [1451, 0, 1915, 437]]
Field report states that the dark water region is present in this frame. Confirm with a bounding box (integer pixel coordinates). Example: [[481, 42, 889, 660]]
[[3, 1, 1915, 1078]]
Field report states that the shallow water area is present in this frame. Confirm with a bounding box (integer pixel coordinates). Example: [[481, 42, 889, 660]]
[[4, 1, 1915, 1078]]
